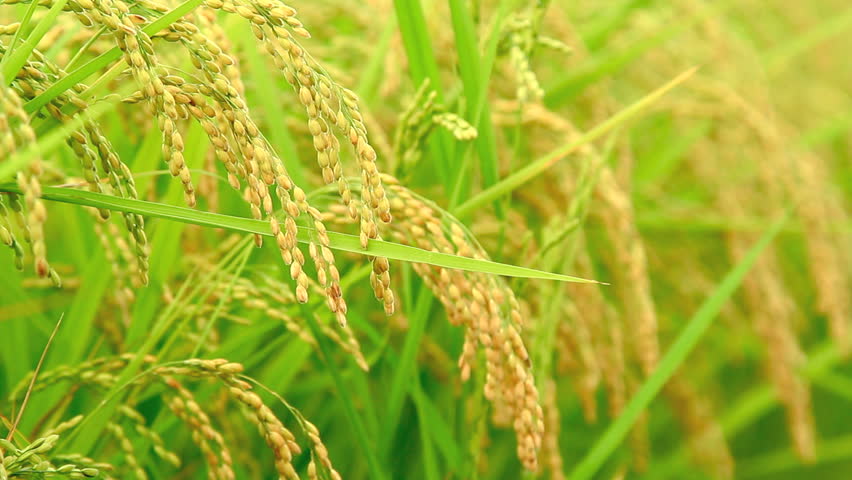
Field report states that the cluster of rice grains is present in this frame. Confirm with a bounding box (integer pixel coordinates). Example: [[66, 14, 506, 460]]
[[487, 90, 671, 475], [482, 6, 743, 473], [0, 0, 394, 325], [3, 0, 851, 478], [1, 8, 151, 287], [142, 0, 394, 322], [2, 2, 393, 476], [226, 0, 394, 319], [498, 7, 571, 104], [0, 434, 104, 479], [6, 355, 341, 480], [158, 359, 342, 480], [0, 83, 60, 286], [322, 180, 545, 471], [392, 79, 478, 178]]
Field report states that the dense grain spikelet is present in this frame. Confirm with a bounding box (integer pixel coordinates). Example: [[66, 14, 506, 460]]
[[42, 415, 84, 438], [492, 98, 633, 425], [556, 302, 601, 422], [7, 353, 157, 404], [212, 0, 393, 303], [431, 112, 477, 140], [498, 4, 569, 104], [157, 358, 341, 480], [3, 0, 193, 206], [0, 1, 848, 477], [392, 79, 438, 175], [680, 73, 852, 354], [0, 194, 25, 272], [92, 213, 137, 326], [210, 268, 369, 370], [789, 152, 852, 354], [685, 81, 818, 459], [119, 406, 182, 468], [501, 14, 544, 103], [106, 423, 147, 480], [570, 248, 627, 419], [11, 354, 342, 479], [491, 96, 638, 417], [51, 454, 115, 478], [734, 236, 816, 460]]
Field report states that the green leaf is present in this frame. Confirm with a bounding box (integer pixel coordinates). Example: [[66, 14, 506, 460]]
[[380, 285, 433, 457], [649, 343, 841, 479], [447, 0, 506, 215], [0, 184, 600, 284], [356, 16, 397, 103]]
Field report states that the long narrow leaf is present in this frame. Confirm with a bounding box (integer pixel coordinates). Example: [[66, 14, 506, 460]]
[[447, 0, 504, 215], [0, 184, 600, 284]]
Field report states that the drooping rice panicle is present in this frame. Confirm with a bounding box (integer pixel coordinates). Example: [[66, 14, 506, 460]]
[[322, 180, 544, 470]]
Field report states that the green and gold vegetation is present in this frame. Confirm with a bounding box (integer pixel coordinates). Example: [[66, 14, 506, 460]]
[[0, 0, 850, 478]]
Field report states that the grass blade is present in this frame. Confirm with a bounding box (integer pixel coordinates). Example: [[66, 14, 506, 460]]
[[381, 286, 433, 456], [356, 16, 397, 102], [647, 343, 841, 479], [6, 313, 63, 440]]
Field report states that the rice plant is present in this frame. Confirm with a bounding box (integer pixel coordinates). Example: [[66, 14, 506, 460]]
[[1, 0, 850, 478]]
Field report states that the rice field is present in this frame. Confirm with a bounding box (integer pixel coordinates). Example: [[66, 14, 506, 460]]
[[0, 0, 850, 478]]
